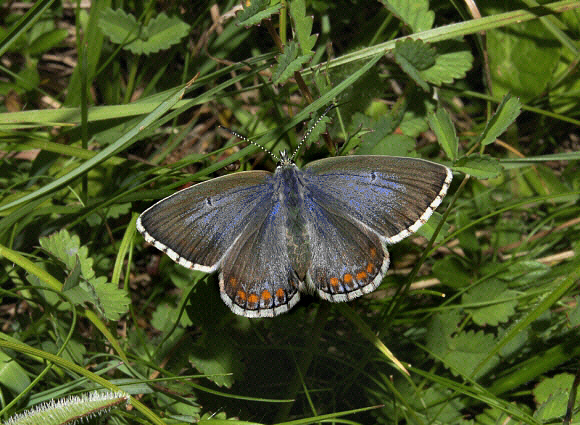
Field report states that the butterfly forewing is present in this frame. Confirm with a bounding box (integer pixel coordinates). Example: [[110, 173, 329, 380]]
[[303, 156, 452, 244], [137, 171, 273, 272]]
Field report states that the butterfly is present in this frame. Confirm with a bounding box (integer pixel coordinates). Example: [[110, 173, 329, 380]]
[[137, 106, 452, 318]]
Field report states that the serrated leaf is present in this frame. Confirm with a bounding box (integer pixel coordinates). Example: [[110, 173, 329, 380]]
[[39, 229, 95, 280], [237, 0, 281, 27], [477, 94, 522, 146], [85, 276, 130, 321], [189, 334, 245, 388], [99, 9, 190, 54], [462, 280, 518, 326], [302, 115, 330, 150], [380, 0, 434, 32], [63, 255, 82, 291], [290, 0, 317, 55], [427, 313, 498, 378], [425, 311, 461, 356], [98, 8, 139, 45], [395, 39, 436, 70], [534, 374, 579, 422], [453, 154, 502, 179], [356, 115, 410, 156], [428, 107, 458, 160], [272, 41, 312, 84], [419, 40, 474, 86], [127, 13, 190, 54], [445, 331, 498, 378], [62, 285, 93, 307], [394, 39, 434, 91], [87, 203, 132, 227]]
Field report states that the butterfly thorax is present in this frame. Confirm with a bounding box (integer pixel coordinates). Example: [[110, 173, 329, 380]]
[[273, 161, 311, 280]]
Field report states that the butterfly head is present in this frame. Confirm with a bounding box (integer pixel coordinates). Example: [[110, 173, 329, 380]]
[[278, 150, 294, 167]]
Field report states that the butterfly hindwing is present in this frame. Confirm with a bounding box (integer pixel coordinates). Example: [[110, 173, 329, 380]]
[[302, 194, 390, 301], [219, 191, 302, 318]]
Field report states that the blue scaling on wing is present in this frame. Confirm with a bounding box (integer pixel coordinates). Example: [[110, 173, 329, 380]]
[[303, 155, 452, 242], [137, 171, 274, 272], [300, 178, 388, 301], [218, 185, 302, 318]]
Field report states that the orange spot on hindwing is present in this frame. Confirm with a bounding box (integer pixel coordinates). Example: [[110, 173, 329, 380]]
[[248, 293, 259, 307], [275, 288, 286, 301]]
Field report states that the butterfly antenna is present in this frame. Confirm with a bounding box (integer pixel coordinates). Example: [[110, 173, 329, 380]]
[[290, 103, 338, 161], [218, 125, 280, 162]]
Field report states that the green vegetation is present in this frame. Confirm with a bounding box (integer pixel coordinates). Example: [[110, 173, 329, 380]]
[[1, 1, 579, 424]]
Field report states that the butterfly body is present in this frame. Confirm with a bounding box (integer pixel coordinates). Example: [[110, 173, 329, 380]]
[[138, 154, 452, 318]]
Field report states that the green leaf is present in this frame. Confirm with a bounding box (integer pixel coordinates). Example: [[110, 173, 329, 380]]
[[2, 391, 129, 425], [290, 0, 317, 55], [152, 302, 192, 332], [393, 39, 435, 91], [236, 0, 281, 27], [137, 13, 190, 54], [568, 295, 580, 327], [453, 154, 502, 179], [477, 94, 522, 146], [417, 211, 450, 243], [433, 257, 471, 289], [85, 276, 130, 321], [521, 164, 580, 202], [302, 114, 331, 150], [356, 115, 411, 156], [427, 312, 499, 378], [271, 41, 312, 84], [87, 203, 132, 227], [379, 0, 434, 32], [98, 9, 190, 54], [444, 331, 498, 378], [395, 39, 436, 70], [189, 334, 245, 388], [496, 260, 549, 284], [98, 8, 139, 45], [39, 229, 95, 280], [62, 255, 82, 291], [27, 28, 68, 55], [484, 8, 561, 101], [419, 40, 474, 86], [428, 107, 458, 160], [0, 349, 31, 395], [533, 374, 579, 422], [462, 280, 518, 326]]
